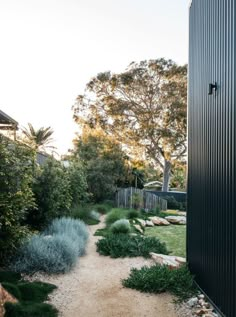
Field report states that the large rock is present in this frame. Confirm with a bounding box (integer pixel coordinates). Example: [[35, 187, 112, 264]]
[[145, 220, 154, 227], [150, 253, 186, 269], [136, 219, 146, 227], [0, 283, 18, 317], [133, 224, 143, 234], [165, 216, 186, 225], [149, 217, 170, 226]]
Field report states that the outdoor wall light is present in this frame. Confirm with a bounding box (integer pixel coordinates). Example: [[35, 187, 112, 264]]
[[208, 82, 217, 95]]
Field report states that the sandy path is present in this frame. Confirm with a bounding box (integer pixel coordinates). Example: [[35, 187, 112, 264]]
[[35, 217, 178, 317]]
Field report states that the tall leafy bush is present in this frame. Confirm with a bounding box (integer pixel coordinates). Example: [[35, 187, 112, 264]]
[[27, 159, 72, 229], [0, 136, 36, 263], [66, 159, 88, 205]]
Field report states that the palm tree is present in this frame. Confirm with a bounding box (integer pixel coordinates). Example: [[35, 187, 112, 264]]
[[22, 123, 55, 152]]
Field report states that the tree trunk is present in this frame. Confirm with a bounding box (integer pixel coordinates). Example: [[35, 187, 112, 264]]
[[162, 159, 171, 192]]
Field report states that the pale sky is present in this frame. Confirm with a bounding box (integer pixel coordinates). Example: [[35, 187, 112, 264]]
[[0, 0, 189, 154]]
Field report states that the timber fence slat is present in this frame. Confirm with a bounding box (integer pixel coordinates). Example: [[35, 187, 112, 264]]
[[116, 187, 167, 211]]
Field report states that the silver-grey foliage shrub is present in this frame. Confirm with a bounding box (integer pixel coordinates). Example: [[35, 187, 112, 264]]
[[110, 219, 131, 234], [13, 217, 89, 274], [46, 217, 89, 244], [12, 234, 77, 274], [90, 210, 100, 221]]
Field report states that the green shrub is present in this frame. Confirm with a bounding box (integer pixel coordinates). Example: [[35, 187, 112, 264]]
[[105, 208, 128, 226], [122, 265, 197, 301], [71, 205, 99, 225], [90, 210, 100, 221], [18, 281, 57, 302], [1, 270, 58, 317], [1, 281, 56, 303], [66, 159, 88, 205], [127, 209, 140, 219], [96, 234, 169, 258], [93, 203, 111, 214], [1, 282, 21, 300], [180, 201, 187, 211], [163, 196, 181, 210], [0, 136, 36, 264], [0, 271, 21, 283], [110, 219, 131, 234], [4, 302, 58, 317], [27, 158, 72, 229], [12, 234, 78, 274]]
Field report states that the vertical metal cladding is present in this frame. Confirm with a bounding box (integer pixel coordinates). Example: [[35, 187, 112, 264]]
[[188, 1, 236, 316]]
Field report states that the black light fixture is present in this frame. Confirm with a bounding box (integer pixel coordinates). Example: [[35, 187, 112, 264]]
[[208, 82, 217, 95]]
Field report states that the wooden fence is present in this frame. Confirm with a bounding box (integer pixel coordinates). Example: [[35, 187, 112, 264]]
[[116, 187, 167, 211]]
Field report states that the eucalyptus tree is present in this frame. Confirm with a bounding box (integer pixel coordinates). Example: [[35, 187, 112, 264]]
[[73, 59, 187, 191]]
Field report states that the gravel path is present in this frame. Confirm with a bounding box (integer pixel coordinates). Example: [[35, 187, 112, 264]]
[[33, 217, 179, 317]]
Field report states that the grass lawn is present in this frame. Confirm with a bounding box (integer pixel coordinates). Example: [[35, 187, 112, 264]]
[[145, 225, 186, 257]]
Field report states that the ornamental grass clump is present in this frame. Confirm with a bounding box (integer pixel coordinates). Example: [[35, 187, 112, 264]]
[[122, 264, 197, 301], [110, 219, 131, 234], [96, 234, 169, 258]]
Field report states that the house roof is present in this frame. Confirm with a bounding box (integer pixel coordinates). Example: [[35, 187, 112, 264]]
[[0, 110, 18, 129]]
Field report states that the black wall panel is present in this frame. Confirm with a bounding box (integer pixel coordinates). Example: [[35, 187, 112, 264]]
[[188, 1, 236, 316]]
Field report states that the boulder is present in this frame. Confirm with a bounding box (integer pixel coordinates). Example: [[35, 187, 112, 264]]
[[149, 217, 170, 226], [0, 283, 18, 317], [145, 220, 154, 227], [133, 224, 143, 234], [150, 253, 186, 269], [165, 216, 186, 225], [136, 219, 146, 227]]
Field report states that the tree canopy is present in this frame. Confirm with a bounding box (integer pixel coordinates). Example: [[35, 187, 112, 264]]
[[73, 127, 129, 202], [73, 58, 187, 191]]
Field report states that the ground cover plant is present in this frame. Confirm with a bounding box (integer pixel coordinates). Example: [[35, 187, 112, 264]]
[[145, 225, 186, 257], [96, 234, 169, 258], [94, 228, 110, 237], [0, 271, 58, 317], [4, 302, 58, 317], [12, 217, 89, 274], [122, 264, 197, 302]]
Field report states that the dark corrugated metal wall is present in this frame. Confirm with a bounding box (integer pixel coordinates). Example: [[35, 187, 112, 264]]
[[188, 1, 235, 316]]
